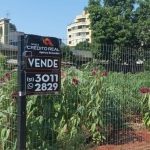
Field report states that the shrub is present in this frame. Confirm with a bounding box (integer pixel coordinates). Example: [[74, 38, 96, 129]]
[[0, 72, 18, 150], [144, 59, 150, 71], [54, 132, 86, 150], [141, 88, 150, 130], [0, 66, 150, 149], [0, 53, 6, 70]]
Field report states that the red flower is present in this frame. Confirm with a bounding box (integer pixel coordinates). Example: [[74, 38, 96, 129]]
[[72, 78, 79, 85], [94, 68, 98, 72], [92, 71, 96, 76], [140, 88, 150, 93], [0, 77, 4, 83], [5, 72, 10, 80], [102, 71, 108, 76], [12, 91, 18, 99], [61, 70, 66, 78], [95, 125, 100, 131]]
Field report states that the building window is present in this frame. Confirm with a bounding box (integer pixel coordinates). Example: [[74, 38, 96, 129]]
[[78, 25, 82, 29], [68, 29, 71, 32], [72, 33, 76, 37], [82, 25, 86, 28], [75, 26, 78, 30], [81, 32, 86, 36], [86, 32, 89, 35], [78, 18, 86, 22], [69, 35, 71, 38], [69, 41, 71, 44], [86, 25, 89, 28], [76, 33, 79, 36], [76, 39, 83, 43], [72, 27, 75, 30], [86, 38, 89, 41], [75, 32, 87, 36]]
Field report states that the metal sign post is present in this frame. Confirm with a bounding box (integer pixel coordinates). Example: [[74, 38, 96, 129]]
[[17, 34, 61, 149], [17, 35, 26, 150]]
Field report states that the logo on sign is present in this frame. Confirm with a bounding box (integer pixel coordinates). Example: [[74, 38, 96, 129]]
[[27, 83, 34, 89], [25, 35, 60, 55], [43, 38, 54, 47]]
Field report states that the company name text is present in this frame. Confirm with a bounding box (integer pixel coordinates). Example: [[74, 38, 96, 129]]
[[26, 46, 59, 51]]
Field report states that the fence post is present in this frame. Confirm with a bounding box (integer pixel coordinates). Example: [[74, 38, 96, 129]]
[[17, 35, 26, 150]]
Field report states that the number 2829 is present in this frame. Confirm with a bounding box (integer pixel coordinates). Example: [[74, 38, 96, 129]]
[[34, 74, 59, 91]]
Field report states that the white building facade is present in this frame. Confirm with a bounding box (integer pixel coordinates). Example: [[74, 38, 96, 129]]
[[0, 18, 24, 46], [0, 18, 10, 44], [67, 10, 92, 47]]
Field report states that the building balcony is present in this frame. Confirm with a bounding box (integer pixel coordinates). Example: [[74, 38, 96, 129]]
[[75, 13, 89, 20], [67, 21, 90, 27]]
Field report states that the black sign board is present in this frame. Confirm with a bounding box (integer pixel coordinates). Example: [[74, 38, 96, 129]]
[[23, 34, 61, 95]]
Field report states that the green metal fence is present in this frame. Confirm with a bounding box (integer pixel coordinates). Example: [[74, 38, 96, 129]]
[[0, 35, 150, 150]]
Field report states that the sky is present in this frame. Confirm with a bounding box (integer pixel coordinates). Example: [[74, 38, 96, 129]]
[[0, 0, 89, 40]]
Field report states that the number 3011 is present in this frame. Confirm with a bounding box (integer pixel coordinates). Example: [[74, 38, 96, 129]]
[[35, 83, 58, 91]]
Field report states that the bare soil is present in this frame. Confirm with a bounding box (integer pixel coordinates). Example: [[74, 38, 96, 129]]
[[89, 119, 150, 150]]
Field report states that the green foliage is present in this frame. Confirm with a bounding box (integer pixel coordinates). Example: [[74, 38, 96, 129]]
[[0, 63, 150, 149], [102, 72, 150, 116], [54, 132, 86, 150], [144, 59, 150, 71], [135, 0, 150, 48], [88, 0, 100, 6], [75, 41, 91, 51], [88, 0, 137, 46], [0, 53, 6, 70], [0, 72, 17, 150], [61, 45, 76, 63], [88, 0, 150, 61], [84, 6, 88, 12], [9, 23, 17, 31], [26, 95, 59, 149], [141, 92, 150, 130]]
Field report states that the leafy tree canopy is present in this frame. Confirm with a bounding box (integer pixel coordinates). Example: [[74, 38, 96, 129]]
[[61, 45, 76, 63], [87, 0, 150, 61], [9, 23, 17, 31], [75, 41, 91, 51]]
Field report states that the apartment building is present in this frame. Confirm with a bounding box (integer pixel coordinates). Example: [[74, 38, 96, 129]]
[[0, 18, 10, 44], [67, 10, 91, 47], [0, 18, 24, 46]]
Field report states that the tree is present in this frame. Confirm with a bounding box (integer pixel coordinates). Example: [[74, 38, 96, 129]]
[[131, 0, 150, 61], [135, 0, 150, 48], [84, 6, 88, 11], [61, 46, 76, 63], [88, 0, 100, 6], [88, 0, 137, 46], [75, 41, 91, 51], [9, 23, 17, 31], [87, 0, 150, 62]]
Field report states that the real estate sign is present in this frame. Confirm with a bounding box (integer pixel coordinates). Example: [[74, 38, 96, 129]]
[[23, 34, 61, 95]]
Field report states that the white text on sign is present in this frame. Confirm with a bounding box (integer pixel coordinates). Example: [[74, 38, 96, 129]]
[[35, 74, 58, 82], [27, 58, 59, 68], [34, 74, 59, 91], [35, 83, 58, 91], [26, 73, 60, 92]]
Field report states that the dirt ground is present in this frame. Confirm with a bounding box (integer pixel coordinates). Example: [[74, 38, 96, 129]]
[[89, 122, 150, 150]]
